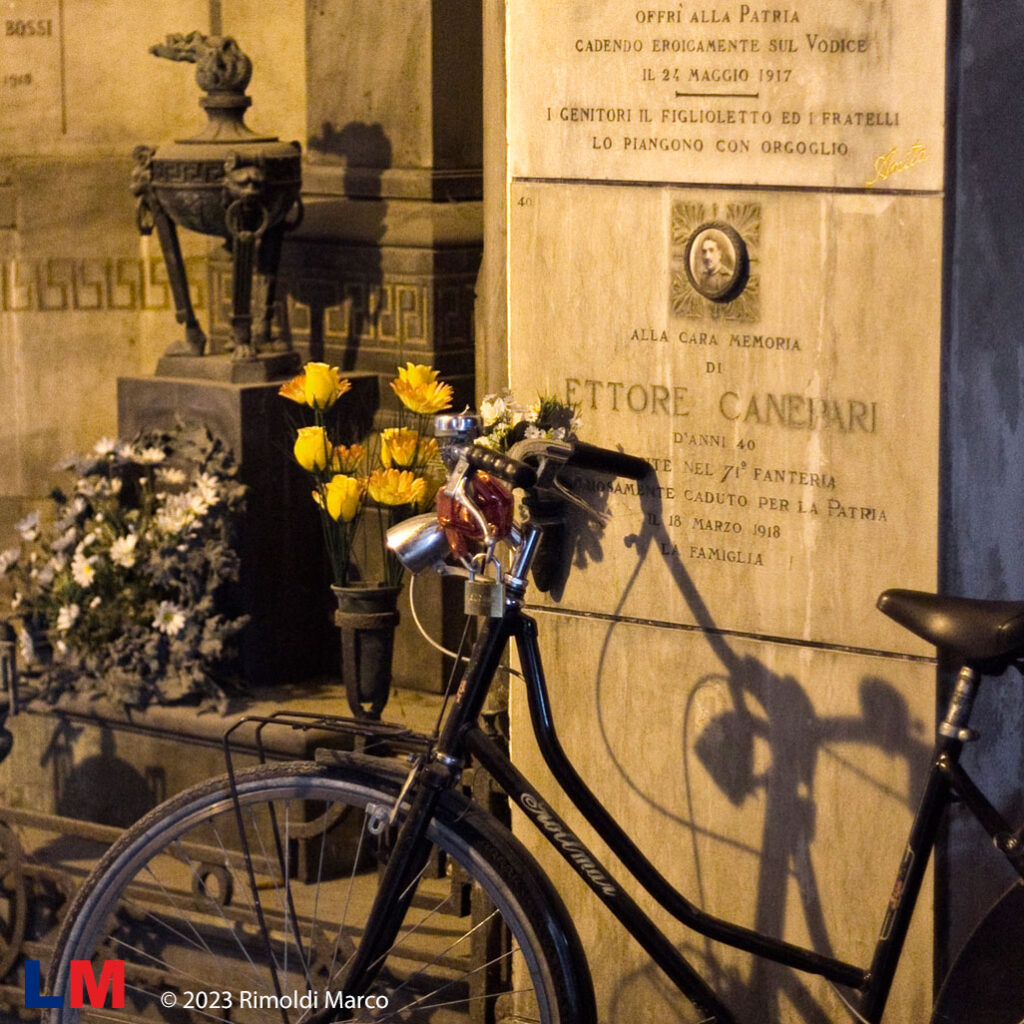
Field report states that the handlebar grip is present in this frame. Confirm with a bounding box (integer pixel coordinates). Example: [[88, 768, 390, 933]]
[[566, 441, 652, 480], [455, 444, 538, 490]]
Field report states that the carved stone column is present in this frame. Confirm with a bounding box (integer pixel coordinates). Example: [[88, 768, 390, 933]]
[[207, 0, 482, 417], [208, 0, 483, 692]]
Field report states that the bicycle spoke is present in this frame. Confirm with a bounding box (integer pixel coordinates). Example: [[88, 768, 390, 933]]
[[381, 943, 527, 1020], [385, 906, 504, 1004], [325, 859, 433, 991], [49, 768, 571, 1023]]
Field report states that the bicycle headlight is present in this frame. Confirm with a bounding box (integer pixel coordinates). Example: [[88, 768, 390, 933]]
[[386, 513, 451, 575]]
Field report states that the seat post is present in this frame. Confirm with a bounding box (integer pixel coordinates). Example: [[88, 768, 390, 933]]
[[938, 665, 981, 744]]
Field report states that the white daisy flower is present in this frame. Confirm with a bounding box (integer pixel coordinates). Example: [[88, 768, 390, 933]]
[[109, 534, 139, 568], [153, 601, 186, 637], [15, 510, 40, 541], [187, 491, 212, 518], [71, 552, 96, 588], [57, 603, 80, 631], [194, 472, 220, 505], [156, 501, 193, 535], [0, 548, 18, 574], [156, 467, 187, 486], [92, 437, 118, 456], [136, 446, 167, 465]]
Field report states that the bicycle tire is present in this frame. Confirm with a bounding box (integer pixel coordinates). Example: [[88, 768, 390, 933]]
[[931, 880, 1024, 1023], [46, 755, 596, 1024]]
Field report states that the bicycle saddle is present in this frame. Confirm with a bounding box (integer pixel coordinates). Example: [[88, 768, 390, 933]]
[[878, 588, 1024, 664]]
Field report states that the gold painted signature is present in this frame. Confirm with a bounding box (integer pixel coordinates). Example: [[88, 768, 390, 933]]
[[864, 142, 928, 187]]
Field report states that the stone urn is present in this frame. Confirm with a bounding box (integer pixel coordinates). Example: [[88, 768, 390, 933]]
[[131, 31, 303, 366]]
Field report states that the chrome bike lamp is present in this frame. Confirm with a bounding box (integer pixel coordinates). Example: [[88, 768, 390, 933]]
[[386, 513, 451, 575]]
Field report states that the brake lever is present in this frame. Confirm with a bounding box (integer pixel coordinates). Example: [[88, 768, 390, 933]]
[[507, 438, 610, 525]]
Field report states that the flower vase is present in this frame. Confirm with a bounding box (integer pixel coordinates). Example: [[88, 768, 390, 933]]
[[331, 583, 401, 719]]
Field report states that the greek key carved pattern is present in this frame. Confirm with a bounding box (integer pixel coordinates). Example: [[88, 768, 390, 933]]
[[151, 156, 300, 187], [209, 265, 475, 350], [0, 256, 207, 313], [151, 161, 225, 185]]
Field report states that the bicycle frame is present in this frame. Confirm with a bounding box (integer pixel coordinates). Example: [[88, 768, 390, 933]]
[[414, 587, 1024, 1024]]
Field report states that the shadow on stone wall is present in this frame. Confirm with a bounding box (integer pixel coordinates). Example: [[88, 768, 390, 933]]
[[290, 122, 391, 370], [43, 724, 164, 836], [585, 485, 933, 1023]]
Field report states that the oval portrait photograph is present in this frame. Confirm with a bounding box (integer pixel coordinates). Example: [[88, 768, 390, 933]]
[[684, 222, 749, 302]]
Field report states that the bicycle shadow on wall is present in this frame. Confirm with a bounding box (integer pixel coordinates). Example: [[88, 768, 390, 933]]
[[576, 483, 934, 1023]]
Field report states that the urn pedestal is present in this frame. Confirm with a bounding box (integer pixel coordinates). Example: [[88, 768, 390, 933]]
[[118, 372, 379, 687]]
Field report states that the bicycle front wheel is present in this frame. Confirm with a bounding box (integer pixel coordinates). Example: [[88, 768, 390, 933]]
[[47, 758, 594, 1024]]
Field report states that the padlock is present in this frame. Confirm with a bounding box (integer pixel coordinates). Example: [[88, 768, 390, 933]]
[[464, 577, 506, 618]]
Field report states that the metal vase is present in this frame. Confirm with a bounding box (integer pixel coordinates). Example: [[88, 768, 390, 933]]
[[331, 584, 401, 720]]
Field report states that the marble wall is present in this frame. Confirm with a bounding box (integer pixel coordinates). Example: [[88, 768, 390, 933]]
[[0, 1, 483, 695], [499, 2, 948, 1020], [0, 0, 305, 528]]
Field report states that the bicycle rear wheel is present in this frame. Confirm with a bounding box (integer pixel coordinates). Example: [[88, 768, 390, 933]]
[[47, 758, 594, 1024], [932, 880, 1024, 1023]]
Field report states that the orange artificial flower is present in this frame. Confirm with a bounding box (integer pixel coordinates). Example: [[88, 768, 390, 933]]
[[380, 427, 439, 468], [366, 468, 428, 507], [330, 443, 365, 474]]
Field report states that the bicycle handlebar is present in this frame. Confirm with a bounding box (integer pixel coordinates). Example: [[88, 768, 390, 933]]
[[449, 438, 651, 489], [451, 444, 539, 490], [565, 441, 651, 480]]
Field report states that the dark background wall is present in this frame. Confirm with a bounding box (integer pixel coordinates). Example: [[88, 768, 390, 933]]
[[940, 0, 1024, 980]]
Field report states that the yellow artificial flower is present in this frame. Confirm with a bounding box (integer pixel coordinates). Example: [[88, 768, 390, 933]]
[[293, 426, 329, 471], [390, 367, 454, 415], [323, 474, 363, 522], [303, 362, 351, 410], [330, 443, 364, 474], [380, 427, 439, 468], [416, 461, 446, 511], [367, 468, 428, 507], [394, 363, 439, 387], [278, 364, 350, 409]]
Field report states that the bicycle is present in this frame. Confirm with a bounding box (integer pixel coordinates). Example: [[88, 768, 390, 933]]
[[43, 413, 1024, 1023]]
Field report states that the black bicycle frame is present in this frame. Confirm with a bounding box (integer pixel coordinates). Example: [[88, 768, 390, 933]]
[[440, 603, 1024, 1024]]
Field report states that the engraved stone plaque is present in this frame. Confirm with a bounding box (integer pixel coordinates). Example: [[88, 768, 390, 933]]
[[503, 4, 947, 1022], [510, 181, 941, 655], [508, 0, 946, 190], [0, 0, 63, 140]]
